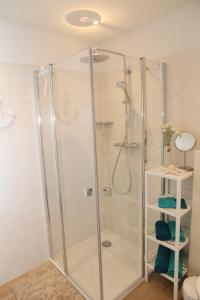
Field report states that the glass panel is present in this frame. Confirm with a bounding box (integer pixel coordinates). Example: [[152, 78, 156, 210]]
[[146, 60, 162, 169], [36, 68, 65, 270], [145, 60, 165, 260], [53, 49, 101, 300], [93, 50, 143, 299]]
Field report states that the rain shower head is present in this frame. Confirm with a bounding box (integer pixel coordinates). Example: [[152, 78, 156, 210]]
[[80, 53, 109, 64]]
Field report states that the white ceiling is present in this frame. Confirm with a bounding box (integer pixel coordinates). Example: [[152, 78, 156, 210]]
[[0, 0, 197, 43]]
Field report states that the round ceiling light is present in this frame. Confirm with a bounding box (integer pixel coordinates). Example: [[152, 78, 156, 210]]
[[65, 10, 101, 27]]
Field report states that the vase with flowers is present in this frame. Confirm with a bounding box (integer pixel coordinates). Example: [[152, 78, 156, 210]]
[[162, 123, 182, 152]]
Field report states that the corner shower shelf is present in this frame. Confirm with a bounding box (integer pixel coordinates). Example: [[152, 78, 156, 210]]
[[147, 255, 188, 283], [145, 166, 193, 300]]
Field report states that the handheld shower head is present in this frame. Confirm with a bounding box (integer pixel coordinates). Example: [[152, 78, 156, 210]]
[[116, 81, 130, 103]]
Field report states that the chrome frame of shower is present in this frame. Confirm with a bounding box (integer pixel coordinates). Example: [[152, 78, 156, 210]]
[[93, 47, 127, 58], [48, 64, 68, 274], [88, 48, 104, 300], [160, 63, 167, 194], [140, 59, 167, 273], [33, 70, 54, 259], [140, 57, 147, 278], [34, 47, 166, 300], [33, 65, 68, 275], [160, 63, 166, 166]]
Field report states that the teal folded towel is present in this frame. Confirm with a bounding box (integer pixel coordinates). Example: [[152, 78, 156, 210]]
[[154, 245, 170, 273], [158, 196, 187, 209], [155, 220, 171, 241], [168, 220, 185, 242], [167, 250, 183, 279]]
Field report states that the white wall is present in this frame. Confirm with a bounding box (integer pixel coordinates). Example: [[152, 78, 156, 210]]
[[0, 63, 49, 285], [100, 2, 200, 59], [0, 21, 88, 285], [0, 20, 89, 65]]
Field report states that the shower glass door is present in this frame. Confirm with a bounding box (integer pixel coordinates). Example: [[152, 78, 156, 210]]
[[92, 49, 143, 299], [52, 49, 102, 300], [35, 48, 147, 300], [34, 67, 66, 271]]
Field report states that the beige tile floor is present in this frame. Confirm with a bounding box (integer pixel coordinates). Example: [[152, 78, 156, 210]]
[[0, 262, 183, 300], [0, 262, 83, 300]]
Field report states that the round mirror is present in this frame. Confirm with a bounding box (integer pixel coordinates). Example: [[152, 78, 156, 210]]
[[174, 132, 196, 171], [174, 132, 196, 152]]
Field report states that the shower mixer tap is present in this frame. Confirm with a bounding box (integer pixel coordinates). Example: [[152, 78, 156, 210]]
[[102, 186, 112, 197]]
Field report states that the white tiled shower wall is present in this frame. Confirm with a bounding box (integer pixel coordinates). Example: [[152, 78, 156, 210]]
[[166, 47, 200, 163], [164, 47, 200, 273], [93, 58, 162, 262], [94, 66, 143, 249], [0, 64, 49, 285]]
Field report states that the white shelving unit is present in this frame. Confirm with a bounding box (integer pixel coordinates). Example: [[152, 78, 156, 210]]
[[145, 166, 193, 300]]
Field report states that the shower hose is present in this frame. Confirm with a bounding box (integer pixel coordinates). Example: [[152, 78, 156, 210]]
[[112, 135, 132, 195]]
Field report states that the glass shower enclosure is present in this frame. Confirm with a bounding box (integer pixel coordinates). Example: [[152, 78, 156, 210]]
[[34, 48, 165, 300]]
